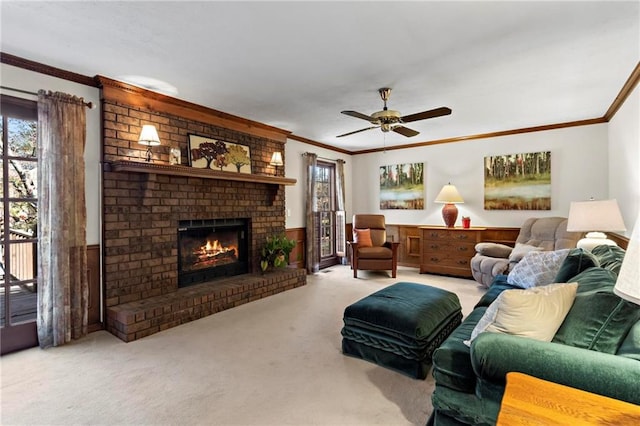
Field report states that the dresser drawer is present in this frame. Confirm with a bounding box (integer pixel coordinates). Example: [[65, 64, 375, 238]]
[[422, 240, 476, 255], [422, 253, 471, 268], [422, 229, 479, 243]]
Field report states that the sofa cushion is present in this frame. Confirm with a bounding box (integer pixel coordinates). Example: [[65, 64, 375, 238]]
[[432, 308, 487, 394], [554, 248, 600, 283], [617, 321, 640, 361], [569, 267, 617, 293], [507, 249, 570, 288], [467, 283, 578, 345], [553, 288, 640, 354], [590, 244, 626, 275]]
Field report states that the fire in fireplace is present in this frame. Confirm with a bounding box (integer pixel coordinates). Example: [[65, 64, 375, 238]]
[[177, 218, 249, 287]]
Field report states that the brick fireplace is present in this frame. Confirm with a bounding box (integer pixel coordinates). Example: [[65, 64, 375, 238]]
[[99, 77, 305, 342]]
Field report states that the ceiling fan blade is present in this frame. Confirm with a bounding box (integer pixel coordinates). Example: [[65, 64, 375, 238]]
[[392, 126, 420, 137], [336, 126, 379, 138], [401, 107, 452, 123], [341, 110, 376, 122]]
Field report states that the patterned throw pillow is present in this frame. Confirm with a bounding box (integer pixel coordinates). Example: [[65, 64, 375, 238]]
[[353, 228, 372, 247], [465, 282, 578, 346], [507, 249, 570, 288]]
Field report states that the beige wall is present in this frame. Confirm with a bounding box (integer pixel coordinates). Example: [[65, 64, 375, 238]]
[[285, 87, 638, 233], [608, 83, 640, 237], [1, 63, 102, 245]]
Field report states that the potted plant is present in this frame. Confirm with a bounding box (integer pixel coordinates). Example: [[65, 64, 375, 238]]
[[260, 234, 296, 273]]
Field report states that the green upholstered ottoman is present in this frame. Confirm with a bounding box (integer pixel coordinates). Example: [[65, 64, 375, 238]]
[[341, 282, 462, 379]]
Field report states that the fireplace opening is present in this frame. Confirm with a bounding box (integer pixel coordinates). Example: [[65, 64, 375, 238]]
[[178, 218, 249, 287]]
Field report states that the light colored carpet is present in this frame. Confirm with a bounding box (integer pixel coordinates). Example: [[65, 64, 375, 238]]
[[0, 266, 485, 426]]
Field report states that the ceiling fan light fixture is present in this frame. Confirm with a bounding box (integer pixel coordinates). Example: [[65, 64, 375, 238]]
[[338, 88, 451, 139]]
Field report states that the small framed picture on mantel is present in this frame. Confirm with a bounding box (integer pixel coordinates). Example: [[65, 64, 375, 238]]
[[188, 133, 252, 174]]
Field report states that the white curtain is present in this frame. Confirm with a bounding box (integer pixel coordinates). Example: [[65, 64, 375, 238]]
[[37, 90, 88, 348]]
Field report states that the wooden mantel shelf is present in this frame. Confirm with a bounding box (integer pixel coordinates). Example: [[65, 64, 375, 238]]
[[107, 160, 297, 186]]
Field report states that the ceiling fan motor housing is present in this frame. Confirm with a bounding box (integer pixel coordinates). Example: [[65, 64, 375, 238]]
[[371, 109, 401, 131]]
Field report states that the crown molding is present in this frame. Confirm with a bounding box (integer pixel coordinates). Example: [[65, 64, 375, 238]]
[[97, 76, 291, 143], [0, 51, 97, 87]]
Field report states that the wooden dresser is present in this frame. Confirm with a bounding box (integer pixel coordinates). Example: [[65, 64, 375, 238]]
[[419, 226, 486, 278]]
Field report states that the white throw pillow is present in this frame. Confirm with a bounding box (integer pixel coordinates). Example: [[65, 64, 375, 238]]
[[507, 249, 570, 288], [465, 282, 578, 346]]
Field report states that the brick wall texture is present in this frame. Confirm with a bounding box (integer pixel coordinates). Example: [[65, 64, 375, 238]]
[[102, 100, 303, 341]]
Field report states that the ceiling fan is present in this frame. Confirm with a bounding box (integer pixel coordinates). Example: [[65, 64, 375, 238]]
[[337, 88, 451, 138]]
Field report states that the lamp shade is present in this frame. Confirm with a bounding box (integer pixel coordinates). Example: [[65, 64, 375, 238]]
[[270, 151, 284, 166], [567, 199, 626, 251], [138, 125, 161, 146], [614, 212, 640, 305], [566, 199, 626, 232], [434, 184, 464, 204], [434, 183, 464, 228]]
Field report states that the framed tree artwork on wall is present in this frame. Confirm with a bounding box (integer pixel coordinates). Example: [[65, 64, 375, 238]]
[[379, 163, 425, 209], [188, 134, 252, 174], [484, 151, 551, 210]]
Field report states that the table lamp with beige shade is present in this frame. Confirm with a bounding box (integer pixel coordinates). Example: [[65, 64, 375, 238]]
[[566, 199, 626, 251], [434, 183, 464, 228]]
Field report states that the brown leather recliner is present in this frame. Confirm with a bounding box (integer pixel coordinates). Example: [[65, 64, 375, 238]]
[[349, 214, 400, 278]]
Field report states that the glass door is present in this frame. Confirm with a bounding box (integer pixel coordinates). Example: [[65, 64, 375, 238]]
[[315, 161, 339, 269], [1, 95, 39, 354]]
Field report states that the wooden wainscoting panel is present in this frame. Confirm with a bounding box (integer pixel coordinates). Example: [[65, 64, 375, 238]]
[[87, 244, 102, 332], [396, 225, 421, 268], [479, 227, 521, 246], [286, 228, 306, 269]]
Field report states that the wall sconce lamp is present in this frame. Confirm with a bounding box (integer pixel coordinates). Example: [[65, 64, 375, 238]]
[[138, 124, 161, 162], [567, 198, 626, 251], [270, 151, 283, 176], [434, 183, 464, 228]]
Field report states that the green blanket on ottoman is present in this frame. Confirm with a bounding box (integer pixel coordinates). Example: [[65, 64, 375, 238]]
[[342, 282, 462, 379]]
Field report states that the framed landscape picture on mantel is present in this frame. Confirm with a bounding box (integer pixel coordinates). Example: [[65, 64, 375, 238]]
[[484, 151, 551, 210], [188, 134, 252, 174]]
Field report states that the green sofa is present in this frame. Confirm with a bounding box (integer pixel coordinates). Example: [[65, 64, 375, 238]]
[[429, 245, 640, 426]]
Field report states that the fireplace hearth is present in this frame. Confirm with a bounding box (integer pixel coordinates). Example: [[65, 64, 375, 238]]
[[178, 218, 249, 287]]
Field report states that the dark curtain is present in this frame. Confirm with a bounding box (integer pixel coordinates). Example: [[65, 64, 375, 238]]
[[305, 152, 319, 273]]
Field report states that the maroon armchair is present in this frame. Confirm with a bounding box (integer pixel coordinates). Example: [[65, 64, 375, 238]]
[[348, 214, 400, 278]]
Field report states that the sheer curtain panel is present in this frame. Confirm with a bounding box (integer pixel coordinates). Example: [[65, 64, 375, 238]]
[[37, 90, 88, 348]]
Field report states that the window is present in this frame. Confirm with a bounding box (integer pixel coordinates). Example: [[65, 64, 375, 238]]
[[315, 161, 339, 268], [1, 95, 38, 328]]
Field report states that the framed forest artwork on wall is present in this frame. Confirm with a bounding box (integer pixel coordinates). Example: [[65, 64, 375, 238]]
[[484, 151, 551, 210], [188, 134, 252, 174], [379, 163, 425, 209]]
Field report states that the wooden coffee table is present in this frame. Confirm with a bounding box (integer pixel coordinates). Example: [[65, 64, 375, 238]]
[[497, 372, 640, 425]]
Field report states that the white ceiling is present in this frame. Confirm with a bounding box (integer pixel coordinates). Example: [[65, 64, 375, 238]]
[[1, 1, 638, 152]]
